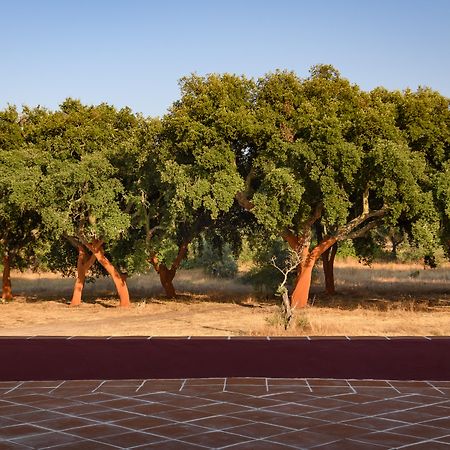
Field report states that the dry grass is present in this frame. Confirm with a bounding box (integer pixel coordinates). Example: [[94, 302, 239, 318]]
[[328, 259, 450, 295], [1, 261, 449, 336]]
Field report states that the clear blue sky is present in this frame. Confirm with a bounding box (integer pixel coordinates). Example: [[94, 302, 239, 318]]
[[1, 0, 449, 117]]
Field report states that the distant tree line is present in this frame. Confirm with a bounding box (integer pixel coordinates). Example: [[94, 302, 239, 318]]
[[1, 65, 449, 312]]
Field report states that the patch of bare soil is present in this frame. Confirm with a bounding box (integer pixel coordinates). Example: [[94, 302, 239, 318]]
[[0, 295, 275, 336]]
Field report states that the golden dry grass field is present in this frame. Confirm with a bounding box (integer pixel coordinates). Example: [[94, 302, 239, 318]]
[[0, 261, 449, 336]]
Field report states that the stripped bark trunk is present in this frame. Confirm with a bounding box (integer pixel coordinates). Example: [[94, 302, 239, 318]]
[[322, 243, 337, 295], [2, 253, 12, 301], [158, 265, 176, 298], [70, 248, 96, 306], [290, 237, 337, 308], [149, 241, 189, 298], [85, 240, 131, 307]]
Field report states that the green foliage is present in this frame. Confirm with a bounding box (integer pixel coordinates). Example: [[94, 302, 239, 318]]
[[160, 73, 254, 221], [185, 234, 238, 278], [1, 65, 450, 294], [29, 100, 134, 243], [336, 240, 356, 258], [242, 237, 292, 295], [0, 106, 47, 271]]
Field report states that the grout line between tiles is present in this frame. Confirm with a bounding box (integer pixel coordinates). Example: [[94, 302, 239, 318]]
[[179, 379, 187, 391], [304, 378, 313, 393], [346, 380, 357, 394], [426, 381, 445, 395], [48, 381, 66, 394], [135, 380, 147, 393], [4, 381, 25, 395], [91, 380, 106, 393], [386, 381, 401, 394]]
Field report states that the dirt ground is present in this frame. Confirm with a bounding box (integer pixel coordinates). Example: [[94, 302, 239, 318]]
[[1, 264, 449, 336]]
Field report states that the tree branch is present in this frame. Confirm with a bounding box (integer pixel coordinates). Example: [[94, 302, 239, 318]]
[[63, 234, 84, 251], [362, 186, 369, 215], [345, 218, 383, 240], [170, 240, 190, 272], [336, 208, 386, 239], [235, 167, 256, 210], [305, 203, 323, 228], [271, 250, 301, 292], [78, 236, 104, 253], [148, 253, 160, 273], [281, 229, 300, 250]]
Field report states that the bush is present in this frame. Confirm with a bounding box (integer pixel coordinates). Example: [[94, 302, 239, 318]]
[[184, 235, 238, 278], [241, 237, 294, 296]]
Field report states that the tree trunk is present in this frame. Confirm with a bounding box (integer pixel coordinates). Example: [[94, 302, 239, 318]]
[[149, 241, 189, 298], [87, 242, 131, 307], [158, 265, 176, 298], [322, 243, 337, 295], [291, 262, 315, 309], [70, 248, 96, 306], [2, 253, 12, 301], [290, 237, 338, 309]]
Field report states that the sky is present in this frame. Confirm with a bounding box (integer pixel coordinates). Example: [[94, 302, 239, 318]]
[[1, 0, 449, 117]]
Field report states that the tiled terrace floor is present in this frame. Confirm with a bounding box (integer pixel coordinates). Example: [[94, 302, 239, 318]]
[[0, 378, 449, 449]]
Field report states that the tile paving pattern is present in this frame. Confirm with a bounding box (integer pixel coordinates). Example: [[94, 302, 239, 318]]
[[0, 378, 448, 449]]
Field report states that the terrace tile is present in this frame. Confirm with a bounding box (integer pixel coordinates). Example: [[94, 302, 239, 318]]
[[0, 424, 48, 440], [131, 441, 208, 449], [63, 423, 129, 438], [353, 431, 424, 447], [113, 415, 175, 430], [0, 377, 448, 449], [387, 423, 450, 439], [226, 421, 292, 438], [148, 422, 211, 439], [0, 442, 32, 450], [225, 440, 298, 449], [400, 442, 450, 450], [312, 438, 388, 449], [97, 431, 167, 447], [188, 414, 251, 430], [11, 431, 80, 448], [342, 416, 407, 431], [267, 429, 339, 447], [34, 416, 98, 431], [45, 440, 119, 449], [153, 407, 218, 422], [83, 409, 142, 423], [180, 429, 254, 447]]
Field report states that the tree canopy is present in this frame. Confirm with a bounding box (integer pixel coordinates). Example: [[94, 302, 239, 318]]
[[1, 65, 449, 311]]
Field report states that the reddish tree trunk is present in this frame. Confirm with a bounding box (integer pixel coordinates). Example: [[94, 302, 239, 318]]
[[2, 253, 12, 301], [291, 262, 314, 309], [289, 237, 338, 309], [70, 248, 96, 306], [322, 243, 337, 295], [149, 241, 189, 298], [158, 265, 176, 298], [87, 241, 131, 307]]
